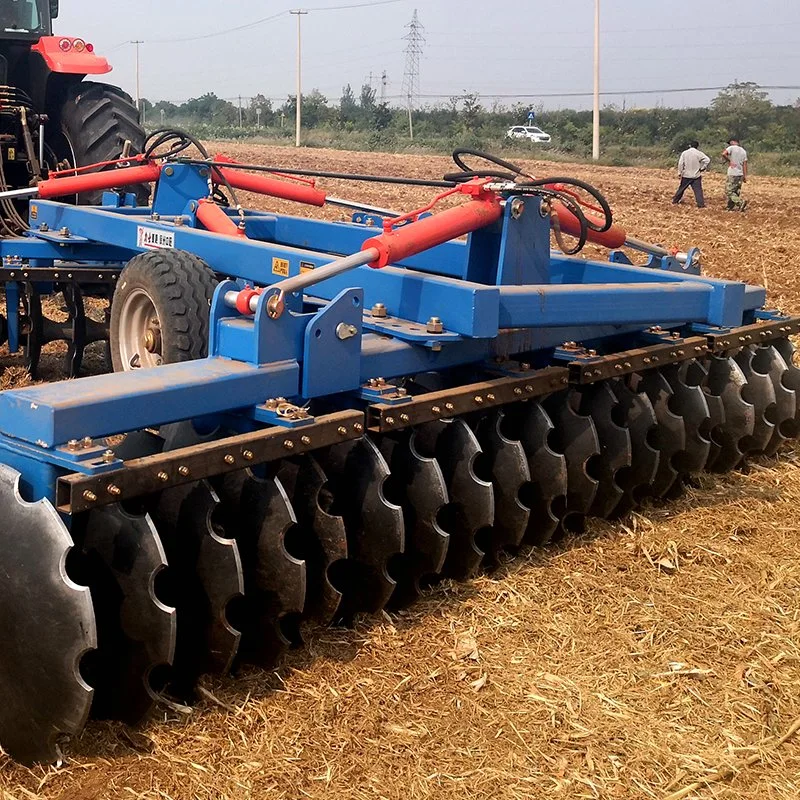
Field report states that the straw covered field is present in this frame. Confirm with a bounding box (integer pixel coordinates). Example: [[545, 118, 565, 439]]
[[1, 144, 800, 799]]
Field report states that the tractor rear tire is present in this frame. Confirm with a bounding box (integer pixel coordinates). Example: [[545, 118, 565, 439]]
[[57, 81, 150, 207], [110, 250, 218, 372]]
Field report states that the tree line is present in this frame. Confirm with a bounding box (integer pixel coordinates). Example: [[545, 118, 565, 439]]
[[142, 82, 800, 171]]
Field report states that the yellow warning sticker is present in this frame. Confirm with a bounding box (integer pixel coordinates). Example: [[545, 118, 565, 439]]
[[272, 257, 290, 277], [300, 260, 315, 274]]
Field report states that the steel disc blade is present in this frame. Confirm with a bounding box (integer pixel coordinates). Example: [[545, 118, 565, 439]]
[[316, 436, 404, 619], [217, 470, 305, 668], [662, 361, 712, 475], [276, 455, 348, 624], [378, 431, 449, 607], [704, 355, 755, 473], [742, 345, 795, 456], [633, 370, 685, 497], [609, 381, 659, 517], [112, 429, 167, 461], [149, 481, 243, 695], [735, 346, 777, 456], [580, 382, 631, 519], [772, 338, 800, 440], [473, 409, 531, 559], [415, 418, 493, 581], [74, 505, 175, 725], [698, 360, 727, 472], [518, 401, 567, 546], [544, 390, 599, 532], [0, 466, 97, 766]]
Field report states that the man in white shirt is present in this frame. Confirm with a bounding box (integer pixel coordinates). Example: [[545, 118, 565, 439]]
[[672, 140, 711, 208], [722, 137, 748, 212]]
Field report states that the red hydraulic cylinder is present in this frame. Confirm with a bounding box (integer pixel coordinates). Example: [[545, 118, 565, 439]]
[[362, 197, 502, 268], [213, 155, 328, 207], [196, 198, 245, 237], [37, 162, 162, 199], [552, 201, 627, 250]]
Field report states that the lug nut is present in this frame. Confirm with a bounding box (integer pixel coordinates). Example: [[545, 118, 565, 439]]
[[427, 316, 444, 334]]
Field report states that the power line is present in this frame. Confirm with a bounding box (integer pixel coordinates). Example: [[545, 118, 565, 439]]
[[146, 0, 404, 44]]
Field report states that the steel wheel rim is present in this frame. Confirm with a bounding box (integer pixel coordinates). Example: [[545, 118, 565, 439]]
[[117, 288, 163, 370]]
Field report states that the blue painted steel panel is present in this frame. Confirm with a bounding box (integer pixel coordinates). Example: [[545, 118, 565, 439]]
[[498, 282, 712, 327], [0, 358, 300, 447]]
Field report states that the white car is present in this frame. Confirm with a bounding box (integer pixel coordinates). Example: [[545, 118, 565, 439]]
[[506, 125, 551, 143]]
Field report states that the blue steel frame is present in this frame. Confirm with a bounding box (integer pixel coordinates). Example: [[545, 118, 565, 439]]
[[0, 162, 778, 504]]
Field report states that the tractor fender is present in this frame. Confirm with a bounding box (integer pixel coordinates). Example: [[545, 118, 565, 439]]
[[30, 36, 111, 75]]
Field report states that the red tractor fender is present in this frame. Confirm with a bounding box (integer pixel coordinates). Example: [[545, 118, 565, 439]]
[[31, 36, 111, 75]]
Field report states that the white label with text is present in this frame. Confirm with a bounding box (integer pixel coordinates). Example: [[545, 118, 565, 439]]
[[137, 226, 175, 250]]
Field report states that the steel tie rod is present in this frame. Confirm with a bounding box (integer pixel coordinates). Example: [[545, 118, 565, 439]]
[[224, 247, 380, 319]]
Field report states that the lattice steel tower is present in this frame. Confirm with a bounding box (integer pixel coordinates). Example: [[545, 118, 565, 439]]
[[401, 9, 424, 139]]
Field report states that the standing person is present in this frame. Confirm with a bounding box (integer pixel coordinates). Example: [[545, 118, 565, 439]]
[[672, 140, 711, 207], [722, 137, 748, 211]]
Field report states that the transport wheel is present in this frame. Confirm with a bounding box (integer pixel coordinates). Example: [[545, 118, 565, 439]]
[[52, 81, 150, 207], [110, 250, 217, 371]]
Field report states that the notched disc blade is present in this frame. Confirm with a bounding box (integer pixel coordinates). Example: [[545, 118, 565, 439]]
[[75, 504, 175, 725], [704, 355, 755, 472], [772, 338, 800, 441], [415, 418, 493, 581], [634, 370, 685, 497], [544, 390, 599, 531], [277, 455, 348, 624], [581, 381, 631, 519], [317, 436, 404, 619], [753, 345, 795, 456], [662, 361, 712, 475], [217, 470, 305, 668], [518, 401, 567, 546], [474, 409, 531, 559], [150, 481, 243, 694], [735, 346, 777, 455], [0, 466, 97, 766], [609, 381, 659, 517], [379, 431, 449, 608]]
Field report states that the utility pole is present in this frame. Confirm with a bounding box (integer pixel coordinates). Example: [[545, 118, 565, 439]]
[[238, 95, 243, 128], [380, 70, 388, 104], [256, 107, 262, 128], [131, 40, 144, 120], [402, 10, 424, 140], [592, 0, 600, 161], [290, 9, 308, 147]]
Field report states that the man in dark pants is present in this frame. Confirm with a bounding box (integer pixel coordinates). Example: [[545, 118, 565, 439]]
[[672, 140, 711, 208]]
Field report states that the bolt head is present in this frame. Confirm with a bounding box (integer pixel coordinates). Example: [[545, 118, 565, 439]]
[[242, 450, 254, 460], [158, 471, 169, 482], [301, 435, 312, 446], [82, 490, 97, 503], [178, 466, 190, 477], [427, 316, 444, 334], [371, 302, 388, 318], [224, 455, 235, 465]]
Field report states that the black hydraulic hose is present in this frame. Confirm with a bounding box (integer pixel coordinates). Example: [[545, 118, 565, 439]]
[[447, 148, 614, 234], [177, 159, 456, 189]]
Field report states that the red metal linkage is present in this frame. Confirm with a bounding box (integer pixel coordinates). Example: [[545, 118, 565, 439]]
[[363, 182, 502, 269], [212, 155, 328, 207], [196, 199, 246, 237], [36, 162, 162, 199]]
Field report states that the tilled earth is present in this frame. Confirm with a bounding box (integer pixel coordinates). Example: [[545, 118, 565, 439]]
[[1, 145, 800, 800]]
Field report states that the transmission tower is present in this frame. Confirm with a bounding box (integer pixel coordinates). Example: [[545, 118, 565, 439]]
[[401, 9, 424, 139]]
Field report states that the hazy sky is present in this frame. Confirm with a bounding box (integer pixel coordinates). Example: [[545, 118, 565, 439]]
[[55, 0, 800, 109]]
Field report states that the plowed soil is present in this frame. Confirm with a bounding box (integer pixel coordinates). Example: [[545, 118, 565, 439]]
[[1, 144, 800, 800]]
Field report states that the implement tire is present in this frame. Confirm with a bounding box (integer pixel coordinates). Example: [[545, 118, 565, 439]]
[[110, 250, 218, 372]]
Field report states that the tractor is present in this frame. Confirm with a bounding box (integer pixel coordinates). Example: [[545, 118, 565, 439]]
[[0, 0, 145, 374]]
